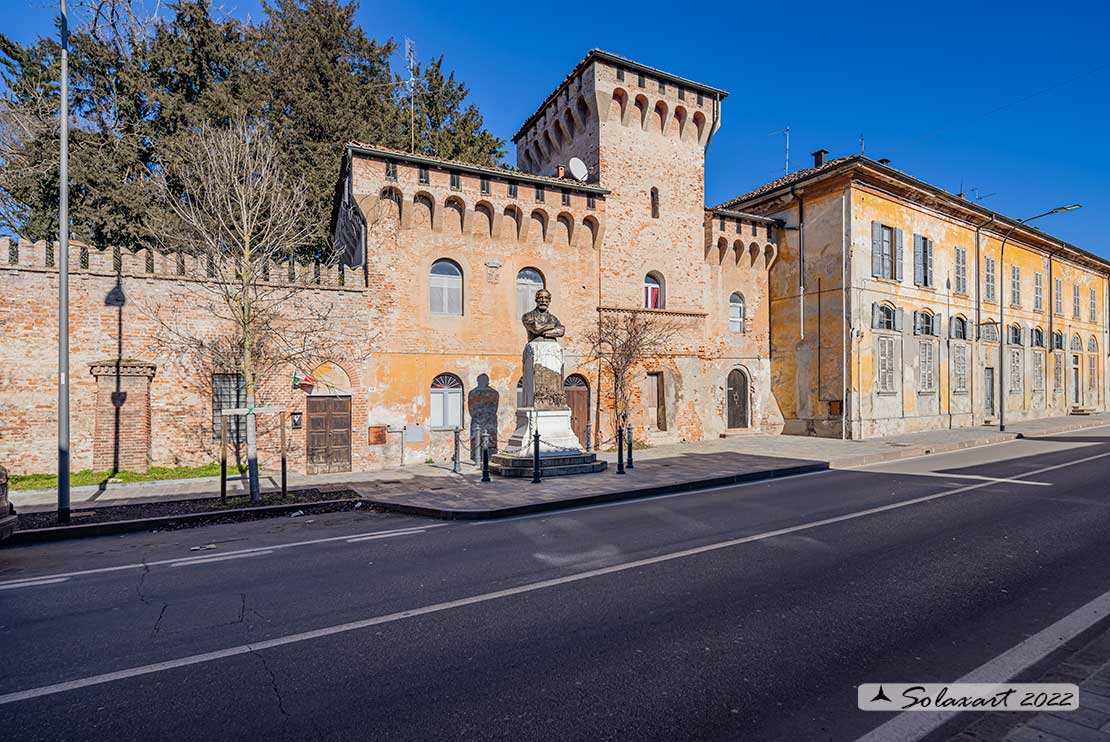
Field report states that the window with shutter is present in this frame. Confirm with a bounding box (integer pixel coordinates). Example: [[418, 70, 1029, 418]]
[[1054, 354, 1064, 390], [430, 259, 463, 316], [1009, 350, 1022, 393], [1091, 288, 1098, 322], [1055, 277, 1063, 315], [913, 234, 924, 286], [878, 337, 896, 393], [430, 374, 464, 429], [1011, 265, 1021, 306], [1089, 356, 1097, 392], [1073, 285, 1081, 318], [1033, 353, 1045, 392], [955, 248, 967, 294], [1034, 272, 1043, 311], [516, 268, 545, 318], [985, 257, 996, 302], [918, 341, 935, 392], [954, 345, 968, 393], [728, 292, 746, 333]]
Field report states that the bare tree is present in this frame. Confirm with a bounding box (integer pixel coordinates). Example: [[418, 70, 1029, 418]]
[[0, 94, 57, 236], [151, 119, 356, 501], [584, 310, 683, 442]]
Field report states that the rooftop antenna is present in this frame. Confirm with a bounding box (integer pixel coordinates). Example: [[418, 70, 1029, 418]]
[[859, 133, 865, 155], [972, 187, 997, 202], [769, 126, 790, 174], [405, 37, 417, 154]]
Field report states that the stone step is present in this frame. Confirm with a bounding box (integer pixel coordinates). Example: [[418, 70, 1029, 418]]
[[490, 452, 598, 468], [1070, 407, 1097, 416], [490, 460, 608, 478]]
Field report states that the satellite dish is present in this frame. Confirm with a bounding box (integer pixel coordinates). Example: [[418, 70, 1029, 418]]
[[568, 157, 589, 182]]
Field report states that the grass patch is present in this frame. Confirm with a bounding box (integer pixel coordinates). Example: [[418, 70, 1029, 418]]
[[10, 462, 249, 491]]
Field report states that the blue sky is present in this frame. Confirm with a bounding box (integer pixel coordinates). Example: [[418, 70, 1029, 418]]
[[5, 0, 1108, 253]]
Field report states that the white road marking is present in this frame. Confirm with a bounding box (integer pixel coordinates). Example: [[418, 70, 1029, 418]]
[[3, 450, 1105, 707], [0, 577, 70, 591], [0, 523, 448, 587], [855, 590, 1110, 742], [346, 529, 425, 543], [170, 551, 273, 567], [874, 472, 1052, 487]]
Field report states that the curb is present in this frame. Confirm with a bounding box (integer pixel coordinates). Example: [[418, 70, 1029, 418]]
[[5, 497, 362, 546], [356, 462, 830, 520]]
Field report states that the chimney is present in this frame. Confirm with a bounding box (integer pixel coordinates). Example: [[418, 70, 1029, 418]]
[[957, 192, 967, 200], [878, 158, 891, 165], [812, 149, 829, 168], [556, 164, 566, 178]]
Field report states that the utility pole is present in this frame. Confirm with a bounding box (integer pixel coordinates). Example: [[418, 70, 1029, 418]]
[[58, 0, 71, 525]]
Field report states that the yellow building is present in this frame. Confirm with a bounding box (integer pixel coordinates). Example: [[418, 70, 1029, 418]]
[[725, 152, 1109, 438]]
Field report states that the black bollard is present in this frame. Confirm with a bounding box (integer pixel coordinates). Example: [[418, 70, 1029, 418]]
[[616, 425, 625, 475], [532, 431, 541, 483], [626, 424, 634, 469], [481, 432, 491, 482]]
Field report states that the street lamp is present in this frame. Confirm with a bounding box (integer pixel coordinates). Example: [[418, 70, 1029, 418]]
[[998, 204, 1081, 432], [58, 0, 71, 524]]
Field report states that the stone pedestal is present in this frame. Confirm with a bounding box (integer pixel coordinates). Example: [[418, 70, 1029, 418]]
[[506, 408, 582, 454]]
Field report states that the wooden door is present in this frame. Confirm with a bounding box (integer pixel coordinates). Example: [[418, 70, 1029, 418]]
[[984, 368, 995, 415], [565, 375, 589, 448], [306, 396, 352, 474], [727, 369, 749, 429]]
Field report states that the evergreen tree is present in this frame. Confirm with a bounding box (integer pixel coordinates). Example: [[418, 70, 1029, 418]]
[[401, 55, 504, 166]]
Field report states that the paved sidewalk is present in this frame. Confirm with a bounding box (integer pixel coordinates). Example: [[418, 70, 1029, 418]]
[[10, 412, 1110, 517], [949, 619, 1110, 742]]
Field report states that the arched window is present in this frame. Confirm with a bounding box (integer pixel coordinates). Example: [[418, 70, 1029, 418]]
[[650, 187, 660, 219], [1089, 336, 1099, 353], [644, 272, 664, 309], [1071, 334, 1084, 352], [430, 373, 464, 429], [914, 310, 937, 336], [1008, 324, 1023, 346], [1031, 328, 1045, 347], [952, 316, 968, 340], [875, 304, 896, 331], [1053, 330, 1064, 350], [430, 259, 463, 316], [728, 292, 746, 333], [516, 267, 545, 318]]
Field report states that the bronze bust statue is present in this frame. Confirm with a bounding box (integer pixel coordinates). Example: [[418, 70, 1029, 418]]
[[521, 289, 565, 342]]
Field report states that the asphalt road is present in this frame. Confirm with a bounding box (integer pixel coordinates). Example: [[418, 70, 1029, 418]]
[[4, 426, 1110, 741]]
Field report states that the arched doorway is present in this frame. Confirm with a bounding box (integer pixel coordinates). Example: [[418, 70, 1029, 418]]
[[305, 362, 353, 474], [727, 368, 749, 429], [565, 374, 590, 447]]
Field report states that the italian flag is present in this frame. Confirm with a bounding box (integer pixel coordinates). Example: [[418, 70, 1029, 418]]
[[292, 371, 316, 388]]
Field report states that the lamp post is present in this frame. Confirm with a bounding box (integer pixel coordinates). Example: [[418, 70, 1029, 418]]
[[997, 204, 1081, 432], [57, 0, 71, 524]]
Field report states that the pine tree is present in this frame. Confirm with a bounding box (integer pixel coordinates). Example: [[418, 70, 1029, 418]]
[[402, 55, 504, 166]]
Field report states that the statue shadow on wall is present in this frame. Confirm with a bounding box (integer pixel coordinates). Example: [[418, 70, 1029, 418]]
[[468, 373, 500, 462], [95, 277, 128, 497]]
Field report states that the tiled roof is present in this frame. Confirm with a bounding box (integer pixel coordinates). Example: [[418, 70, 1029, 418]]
[[346, 142, 609, 194], [512, 49, 728, 143], [714, 156, 858, 209]]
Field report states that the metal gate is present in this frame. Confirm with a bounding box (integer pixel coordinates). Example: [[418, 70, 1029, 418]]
[[306, 396, 352, 474]]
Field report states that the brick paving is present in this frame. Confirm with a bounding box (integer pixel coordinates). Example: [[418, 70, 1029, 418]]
[[948, 623, 1110, 742], [10, 412, 1110, 517]]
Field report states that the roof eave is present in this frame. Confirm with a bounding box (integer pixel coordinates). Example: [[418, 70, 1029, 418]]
[[346, 143, 611, 195]]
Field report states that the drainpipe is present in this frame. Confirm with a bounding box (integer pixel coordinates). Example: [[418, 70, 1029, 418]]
[[792, 185, 805, 342], [975, 214, 995, 423], [841, 190, 849, 439]]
